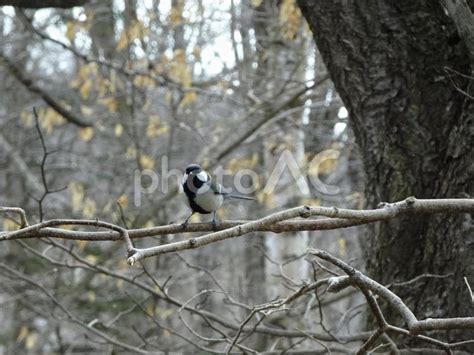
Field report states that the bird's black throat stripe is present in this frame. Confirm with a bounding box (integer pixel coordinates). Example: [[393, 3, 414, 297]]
[[183, 176, 211, 214], [189, 197, 211, 214]]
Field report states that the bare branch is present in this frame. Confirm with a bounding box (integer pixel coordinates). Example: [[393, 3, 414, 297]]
[[309, 248, 474, 345], [464, 276, 474, 304], [0, 206, 28, 227], [0, 52, 92, 127], [125, 197, 474, 264], [0, 262, 148, 353], [1, 198, 473, 266]]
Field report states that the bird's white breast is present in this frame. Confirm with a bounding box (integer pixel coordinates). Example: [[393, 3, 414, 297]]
[[194, 187, 224, 213]]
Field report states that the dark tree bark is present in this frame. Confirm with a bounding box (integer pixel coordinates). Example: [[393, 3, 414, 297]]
[[298, 0, 473, 344]]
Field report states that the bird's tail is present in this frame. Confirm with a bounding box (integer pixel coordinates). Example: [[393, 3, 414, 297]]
[[224, 193, 255, 201]]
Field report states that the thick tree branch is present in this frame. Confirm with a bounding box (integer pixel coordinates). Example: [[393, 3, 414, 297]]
[[1, 198, 473, 263], [125, 197, 474, 264], [309, 249, 474, 338]]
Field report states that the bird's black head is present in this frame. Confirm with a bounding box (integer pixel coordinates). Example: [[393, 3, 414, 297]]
[[185, 164, 202, 174]]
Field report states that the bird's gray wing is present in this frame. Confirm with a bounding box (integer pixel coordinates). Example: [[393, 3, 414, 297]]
[[208, 180, 225, 195], [208, 180, 255, 200]]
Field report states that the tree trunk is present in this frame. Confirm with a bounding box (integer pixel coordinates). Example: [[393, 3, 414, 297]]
[[298, 0, 473, 344]]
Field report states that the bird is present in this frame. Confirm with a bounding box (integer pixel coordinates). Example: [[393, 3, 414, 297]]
[[181, 163, 254, 229]]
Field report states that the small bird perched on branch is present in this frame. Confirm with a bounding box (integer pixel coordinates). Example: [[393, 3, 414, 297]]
[[181, 164, 254, 229]]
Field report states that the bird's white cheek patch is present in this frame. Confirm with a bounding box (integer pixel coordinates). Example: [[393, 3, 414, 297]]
[[181, 173, 188, 185], [197, 171, 208, 182]]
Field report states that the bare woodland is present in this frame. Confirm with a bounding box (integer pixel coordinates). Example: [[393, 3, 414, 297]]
[[0, 0, 473, 354]]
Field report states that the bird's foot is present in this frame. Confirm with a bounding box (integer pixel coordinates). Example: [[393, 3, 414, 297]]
[[181, 221, 189, 229], [210, 219, 217, 232]]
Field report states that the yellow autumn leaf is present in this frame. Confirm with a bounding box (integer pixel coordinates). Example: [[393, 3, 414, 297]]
[[87, 291, 96, 302], [146, 115, 168, 138], [117, 259, 129, 270], [168, 49, 192, 88], [143, 220, 155, 228], [226, 153, 259, 172], [189, 213, 201, 223], [97, 77, 109, 98], [159, 308, 174, 320], [179, 91, 197, 108], [168, 0, 184, 26], [20, 110, 34, 127], [131, 20, 148, 39], [39, 107, 66, 134], [25, 333, 38, 350], [109, 70, 117, 93], [99, 97, 118, 113], [125, 146, 137, 159], [65, 21, 77, 42], [82, 198, 97, 218], [75, 240, 87, 250], [279, 0, 301, 40], [114, 123, 123, 137], [301, 198, 320, 206], [71, 63, 98, 90], [256, 191, 276, 208], [146, 302, 155, 316], [70, 182, 84, 213], [117, 20, 148, 51], [59, 224, 74, 230], [116, 31, 129, 51], [307, 148, 340, 175], [155, 55, 169, 75], [80, 105, 94, 116], [169, 8, 182, 26], [337, 238, 347, 257], [192, 46, 201, 61], [117, 194, 129, 209], [2, 219, 19, 231], [133, 74, 155, 88], [79, 79, 92, 100], [78, 127, 94, 142], [142, 98, 152, 111], [85, 254, 97, 264], [17, 326, 29, 342], [139, 155, 155, 170]]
